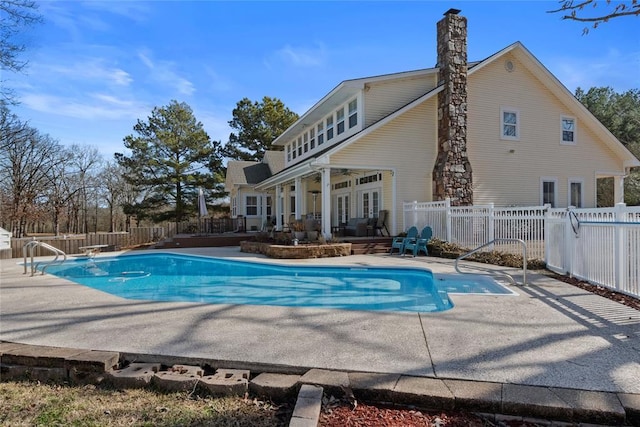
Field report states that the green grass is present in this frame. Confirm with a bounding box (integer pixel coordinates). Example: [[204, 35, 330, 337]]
[[0, 381, 291, 426]]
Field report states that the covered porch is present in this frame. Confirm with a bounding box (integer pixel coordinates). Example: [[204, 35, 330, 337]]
[[255, 161, 396, 238]]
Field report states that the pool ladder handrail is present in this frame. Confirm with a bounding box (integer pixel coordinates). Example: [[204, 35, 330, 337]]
[[454, 238, 527, 286], [23, 239, 67, 276]]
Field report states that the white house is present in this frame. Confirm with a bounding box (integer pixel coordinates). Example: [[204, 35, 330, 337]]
[[226, 9, 639, 237]]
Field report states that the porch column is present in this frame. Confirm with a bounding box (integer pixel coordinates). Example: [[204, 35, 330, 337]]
[[300, 179, 308, 217], [275, 185, 282, 230], [321, 167, 332, 238], [614, 175, 624, 204], [294, 177, 302, 219]]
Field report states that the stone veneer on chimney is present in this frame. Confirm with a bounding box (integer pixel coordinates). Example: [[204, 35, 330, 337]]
[[432, 9, 473, 206]]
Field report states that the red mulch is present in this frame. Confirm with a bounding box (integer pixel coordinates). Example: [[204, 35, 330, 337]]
[[319, 401, 545, 426], [550, 273, 640, 311]]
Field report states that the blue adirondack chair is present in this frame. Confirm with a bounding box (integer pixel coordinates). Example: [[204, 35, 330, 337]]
[[403, 226, 433, 257], [389, 226, 418, 255]]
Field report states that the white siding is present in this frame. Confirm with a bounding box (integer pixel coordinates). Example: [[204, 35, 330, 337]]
[[468, 52, 622, 208], [364, 74, 438, 127], [331, 101, 438, 232]]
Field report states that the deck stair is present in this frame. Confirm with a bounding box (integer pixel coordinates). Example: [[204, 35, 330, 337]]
[[346, 238, 393, 255]]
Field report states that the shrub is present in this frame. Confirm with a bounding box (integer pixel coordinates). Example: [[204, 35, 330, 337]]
[[427, 238, 546, 270]]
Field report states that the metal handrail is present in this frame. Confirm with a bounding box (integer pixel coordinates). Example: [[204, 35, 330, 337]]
[[454, 238, 527, 286], [23, 240, 67, 276]]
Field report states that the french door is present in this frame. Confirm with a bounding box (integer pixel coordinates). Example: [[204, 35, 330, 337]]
[[335, 194, 349, 224], [359, 189, 380, 218]]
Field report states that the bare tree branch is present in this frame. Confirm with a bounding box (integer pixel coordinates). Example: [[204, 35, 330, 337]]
[[548, 0, 639, 32]]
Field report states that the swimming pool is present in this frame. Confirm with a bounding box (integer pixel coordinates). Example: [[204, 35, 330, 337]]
[[41, 253, 513, 313]]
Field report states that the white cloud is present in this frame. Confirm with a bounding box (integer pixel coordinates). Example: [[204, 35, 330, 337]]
[[204, 67, 233, 92], [21, 93, 148, 121], [40, 58, 133, 87], [138, 50, 195, 96], [271, 42, 328, 68]]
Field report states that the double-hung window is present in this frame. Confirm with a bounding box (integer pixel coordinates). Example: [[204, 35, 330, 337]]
[[310, 128, 315, 149], [348, 99, 358, 128], [317, 123, 324, 145], [245, 196, 258, 216], [336, 108, 345, 135], [569, 179, 583, 207], [303, 133, 309, 153], [541, 178, 557, 207], [297, 137, 302, 156], [287, 145, 291, 162], [326, 116, 334, 141], [501, 108, 519, 140], [561, 116, 576, 145]]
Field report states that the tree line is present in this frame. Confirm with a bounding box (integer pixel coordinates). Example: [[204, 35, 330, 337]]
[[0, 98, 298, 238]]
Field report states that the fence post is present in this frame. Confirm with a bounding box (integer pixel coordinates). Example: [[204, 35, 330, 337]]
[[445, 198, 452, 243], [412, 201, 418, 231], [488, 203, 495, 250], [614, 202, 627, 292], [564, 208, 575, 276]]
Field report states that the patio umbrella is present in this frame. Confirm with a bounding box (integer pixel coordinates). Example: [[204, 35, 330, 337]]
[[198, 187, 208, 233], [198, 187, 209, 218]]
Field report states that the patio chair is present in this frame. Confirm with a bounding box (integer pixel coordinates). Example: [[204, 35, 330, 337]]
[[403, 226, 433, 257], [389, 226, 418, 255], [367, 210, 390, 236]]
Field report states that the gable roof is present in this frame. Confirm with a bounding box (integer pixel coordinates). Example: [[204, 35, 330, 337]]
[[257, 41, 639, 190]]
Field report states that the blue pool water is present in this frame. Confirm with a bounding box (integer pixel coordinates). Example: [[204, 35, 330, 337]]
[[41, 253, 513, 313]]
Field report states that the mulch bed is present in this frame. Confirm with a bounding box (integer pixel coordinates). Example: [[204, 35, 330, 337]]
[[550, 273, 640, 311]]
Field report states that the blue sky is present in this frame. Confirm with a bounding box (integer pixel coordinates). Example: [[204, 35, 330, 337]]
[[9, 1, 640, 158]]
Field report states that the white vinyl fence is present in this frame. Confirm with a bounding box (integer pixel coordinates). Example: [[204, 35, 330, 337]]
[[403, 199, 548, 260], [546, 203, 640, 299], [404, 199, 640, 299]]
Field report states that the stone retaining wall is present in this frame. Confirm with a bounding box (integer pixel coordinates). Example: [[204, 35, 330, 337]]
[[240, 241, 351, 259]]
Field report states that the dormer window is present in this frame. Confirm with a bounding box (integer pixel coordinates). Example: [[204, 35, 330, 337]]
[[348, 99, 358, 128], [317, 123, 324, 145], [336, 107, 345, 135]]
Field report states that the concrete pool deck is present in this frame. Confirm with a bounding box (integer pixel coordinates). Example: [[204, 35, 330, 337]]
[[1, 247, 639, 400]]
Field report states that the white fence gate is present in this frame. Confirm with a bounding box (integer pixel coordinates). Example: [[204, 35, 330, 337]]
[[403, 199, 640, 299]]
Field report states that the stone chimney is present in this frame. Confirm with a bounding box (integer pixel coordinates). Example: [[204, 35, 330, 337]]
[[432, 8, 473, 206]]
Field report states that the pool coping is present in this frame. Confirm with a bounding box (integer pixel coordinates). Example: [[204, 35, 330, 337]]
[[2, 247, 639, 424], [0, 340, 636, 425]]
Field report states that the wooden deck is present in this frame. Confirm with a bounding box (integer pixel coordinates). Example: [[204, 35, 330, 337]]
[[155, 234, 393, 255]]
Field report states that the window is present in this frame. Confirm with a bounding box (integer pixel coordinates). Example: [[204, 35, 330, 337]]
[[245, 195, 258, 216], [348, 99, 358, 128], [336, 107, 345, 135], [501, 108, 519, 140], [561, 116, 576, 144], [569, 180, 583, 207], [231, 196, 237, 217], [292, 142, 297, 159], [310, 128, 315, 149], [265, 196, 272, 216], [326, 116, 334, 141], [287, 145, 291, 162], [303, 132, 308, 153], [297, 137, 302, 156], [317, 123, 324, 145], [541, 178, 557, 207], [290, 196, 296, 214]]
